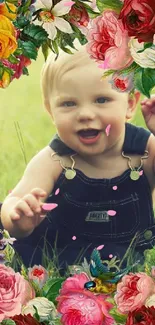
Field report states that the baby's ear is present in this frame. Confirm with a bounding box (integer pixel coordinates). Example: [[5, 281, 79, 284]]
[[126, 91, 141, 119]]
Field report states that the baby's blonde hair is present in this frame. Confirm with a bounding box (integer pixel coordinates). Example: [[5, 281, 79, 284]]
[[41, 44, 98, 111]]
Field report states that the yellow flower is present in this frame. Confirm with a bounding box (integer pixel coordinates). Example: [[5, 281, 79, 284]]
[[0, 3, 17, 20], [0, 14, 17, 59], [0, 70, 11, 88]]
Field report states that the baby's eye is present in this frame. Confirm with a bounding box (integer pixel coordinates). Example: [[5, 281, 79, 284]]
[[61, 101, 76, 107], [95, 97, 109, 104]]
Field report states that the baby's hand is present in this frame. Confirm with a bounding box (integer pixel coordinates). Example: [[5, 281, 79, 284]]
[[10, 188, 47, 221], [141, 96, 155, 134]]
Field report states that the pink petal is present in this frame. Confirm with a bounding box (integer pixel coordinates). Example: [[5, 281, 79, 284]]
[[109, 254, 113, 258], [98, 63, 105, 69], [139, 170, 143, 176], [72, 236, 76, 240], [108, 210, 116, 216], [64, 1, 74, 6], [105, 124, 111, 136], [42, 203, 58, 211], [96, 244, 104, 250], [112, 185, 118, 190], [55, 188, 60, 195]]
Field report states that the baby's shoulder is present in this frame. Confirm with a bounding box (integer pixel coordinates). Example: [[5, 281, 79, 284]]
[[25, 146, 63, 183]]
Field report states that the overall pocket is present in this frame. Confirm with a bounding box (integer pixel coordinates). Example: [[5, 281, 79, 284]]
[[64, 192, 140, 242]]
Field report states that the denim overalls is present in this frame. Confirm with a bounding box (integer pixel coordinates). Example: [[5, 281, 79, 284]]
[[13, 123, 155, 269]]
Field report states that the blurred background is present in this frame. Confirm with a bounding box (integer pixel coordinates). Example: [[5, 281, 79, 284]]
[[0, 49, 150, 202]]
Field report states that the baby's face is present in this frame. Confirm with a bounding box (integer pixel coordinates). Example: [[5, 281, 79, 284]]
[[49, 62, 135, 157]]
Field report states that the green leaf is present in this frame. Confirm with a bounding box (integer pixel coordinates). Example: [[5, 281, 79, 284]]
[[101, 69, 115, 79], [2, 319, 16, 325], [18, 40, 38, 60], [22, 24, 48, 47], [52, 39, 59, 55], [14, 16, 29, 28], [96, 0, 123, 13], [4, 244, 15, 263], [110, 309, 127, 323], [8, 55, 20, 64], [134, 68, 155, 98], [22, 66, 29, 76], [42, 278, 65, 303], [0, 67, 4, 78], [42, 42, 49, 61]]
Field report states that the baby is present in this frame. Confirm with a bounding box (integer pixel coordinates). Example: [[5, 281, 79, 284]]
[[1, 46, 155, 270]]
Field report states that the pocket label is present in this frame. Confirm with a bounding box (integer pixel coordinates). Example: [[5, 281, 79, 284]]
[[85, 211, 110, 222]]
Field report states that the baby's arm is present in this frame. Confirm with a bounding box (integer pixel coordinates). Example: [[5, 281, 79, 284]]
[[0, 146, 62, 238]]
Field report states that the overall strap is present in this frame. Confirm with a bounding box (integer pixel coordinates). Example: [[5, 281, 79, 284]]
[[49, 134, 75, 156], [123, 123, 151, 155]]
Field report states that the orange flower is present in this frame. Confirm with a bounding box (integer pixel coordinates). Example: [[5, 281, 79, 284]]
[[0, 71, 11, 88], [0, 14, 17, 59], [0, 3, 17, 20]]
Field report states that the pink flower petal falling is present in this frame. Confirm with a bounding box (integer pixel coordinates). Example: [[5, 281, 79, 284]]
[[109, 254, 113, 259], [105, 124, 111, 136], [42, 203, 58, 211], [96, 244, 104, 250], [72, 236, 77, 240], [55, 188, 60, 195], [64, 1, 74, 6], [108, 210, 116, 216], [112, 185, 118, 190], [139, 170, 143, 176]]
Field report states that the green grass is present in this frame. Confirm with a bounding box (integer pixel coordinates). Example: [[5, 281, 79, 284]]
[[0, 51, 56, 200], [0, 50, 152, 201]]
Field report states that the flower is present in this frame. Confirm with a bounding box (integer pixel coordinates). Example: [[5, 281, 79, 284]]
[[114, 272, 155, 314], [35, 0, 73, 40], [145, 293, 155, 307], [23, 297, 57, 320], [68, 3, 89, 28], [125, 305, 155, 325], [0, 70, 11, 88], [0, 264, 35, 321], [86, 10, 133, 70], [0, 14, 17, 59], [11, 313, 44, 325], [119, 0, 155, 43], [110, 72, 134, 92], [57, 272, 114, 325], [129, 39, 155, 69], [0, 2, 17, 20], [28, 265, 48, 287]]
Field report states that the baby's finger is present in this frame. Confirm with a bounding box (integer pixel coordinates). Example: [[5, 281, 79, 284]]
[[15, 199, 34, 217], [23, 194, 41, 213], [31, 188, 47, 199]]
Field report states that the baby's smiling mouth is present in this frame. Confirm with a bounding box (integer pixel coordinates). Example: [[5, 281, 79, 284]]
[[78, 129, 100, 138]]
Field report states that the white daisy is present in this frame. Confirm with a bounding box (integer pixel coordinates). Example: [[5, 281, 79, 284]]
[[35, 0, 74, 40]]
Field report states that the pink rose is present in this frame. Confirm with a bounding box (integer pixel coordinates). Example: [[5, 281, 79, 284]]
[[0, 264, 35, 321], [86, 10, 133, 70], [56, 272, 114, 325], [28, 265, 48, 288], [114, 272, 155, 314]]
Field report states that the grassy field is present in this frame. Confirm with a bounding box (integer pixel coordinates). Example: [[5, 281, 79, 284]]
[[0, 50, 151, 201]]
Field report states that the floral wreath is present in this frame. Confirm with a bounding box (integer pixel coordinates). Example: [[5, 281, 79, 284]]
[[1, 229, 155, 325], [0, 0, 155, 97]]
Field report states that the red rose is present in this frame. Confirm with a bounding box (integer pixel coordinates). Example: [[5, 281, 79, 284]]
[[68, 4, 89, 28], [126, 305, 155, 325], [119, 0, 155, 42], [11, 314, 44, 325]]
